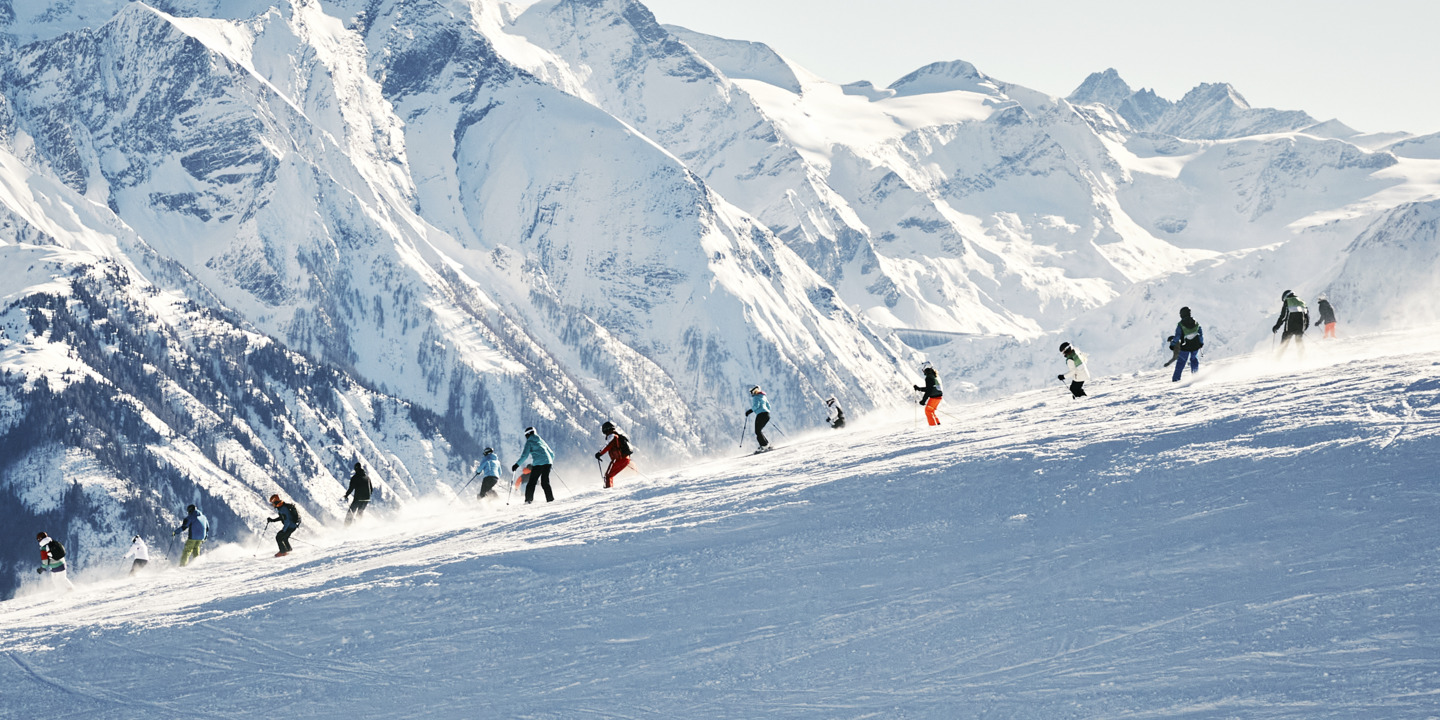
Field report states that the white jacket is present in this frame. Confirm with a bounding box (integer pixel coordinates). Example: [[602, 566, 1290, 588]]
[[1063, 352, 1090, 382], [123, 537, 149, 562]]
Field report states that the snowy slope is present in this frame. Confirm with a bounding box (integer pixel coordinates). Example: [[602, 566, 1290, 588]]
[[2, 328, 1438, 717]]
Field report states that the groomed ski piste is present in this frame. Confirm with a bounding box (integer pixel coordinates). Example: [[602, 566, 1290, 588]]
[[3, 329, 1438, 718]]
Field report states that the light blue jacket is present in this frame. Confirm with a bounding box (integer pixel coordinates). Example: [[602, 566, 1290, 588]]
[[478, 453, 502, 478], [750, 392, 771, 415], [177, 509, 208, 541], [515, 434, 555, 468]]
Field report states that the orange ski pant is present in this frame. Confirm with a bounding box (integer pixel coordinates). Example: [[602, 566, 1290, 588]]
[[924, 397, 942, 426]]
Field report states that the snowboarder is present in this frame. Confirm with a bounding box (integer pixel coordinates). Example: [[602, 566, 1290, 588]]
[[122, 535, 149, 575], [1272, 290, 1310, 358], [1058, 342, 1089, 398], [35, 532, 75, 592], [343, 462, 372, 526], [266, 494, 302, 557], [173, 504, 208, 567], [512, 427, 556, 503], [914, 364, 943, 426], [1314, 294, 1338, 339], [1172, 306, 1204, 382], [744, 386, 772, 451], [824, 397, 845, 429], [476, 448, 502, 500], [594, 421, 633, 489]]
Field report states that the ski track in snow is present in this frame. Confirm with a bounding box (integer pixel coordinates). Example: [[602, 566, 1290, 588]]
[[2, 332, 1440, 717]]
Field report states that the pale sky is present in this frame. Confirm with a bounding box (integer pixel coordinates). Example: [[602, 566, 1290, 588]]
[[640, 0, 1439, 137]]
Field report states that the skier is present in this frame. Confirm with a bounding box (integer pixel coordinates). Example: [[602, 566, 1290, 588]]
[[35, 532, 75, 592], [1314, 294, 1338, 339], [824, 397, 845, 429], [913, 364, 943, 426], [594, 421, 633, 489], [343, 462, 372, 526], [744, 386, 772, 452], [511, 427, 556, 504], [122, 535, 149, 575], [1172, 306, 1204, 382], [1058, 342, 1089, 398], [265, 494, 302, 557], [476, 448, 502, 500], [1272, 290, 1310, 358], [173, 504, 208, 567]]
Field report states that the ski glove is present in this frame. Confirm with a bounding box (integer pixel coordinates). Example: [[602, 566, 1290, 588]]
[[913, 385, 924, 392], [511, 463, 520, 472], [594, 452, 603, 460], [1057, 374, 1066, 381], [919, 399, 927, 405], [745, 409, 753, 416], [36, 568, 43, 574]]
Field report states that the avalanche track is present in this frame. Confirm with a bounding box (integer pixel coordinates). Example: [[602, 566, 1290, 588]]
[[3, 330, 1439, 718]]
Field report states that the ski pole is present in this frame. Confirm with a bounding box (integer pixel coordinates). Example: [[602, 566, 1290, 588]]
[[456, 471, 481, 494], [771, 422, 789, 439], [628, 464, 655, 482], [737, 414, 748, 448], [554, 471, 573, 495], [506, 471, 518, 505]]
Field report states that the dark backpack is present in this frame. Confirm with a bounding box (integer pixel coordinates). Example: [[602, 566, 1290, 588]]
[[49, 540, 66, 561], [617, 434, 635, 458], [285, 503, 302, 526]]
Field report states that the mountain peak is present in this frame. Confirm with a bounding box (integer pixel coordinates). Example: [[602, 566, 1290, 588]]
[[1178, 82, 1251, 111], [1068, 68, 1133, 109], [888, 60, 998, 97]]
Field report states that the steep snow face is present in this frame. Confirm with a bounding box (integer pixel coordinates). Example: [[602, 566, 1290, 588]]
[[2, 331, 1437, 716], [1326, 198, 1440, 328]]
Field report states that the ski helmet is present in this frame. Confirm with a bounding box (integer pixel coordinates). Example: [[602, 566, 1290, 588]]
[[749, 385, 761, 395], [269, 494, 282, 506], [354, 462, 363, 471], [919, 361, 932, 373], [602, 421, 616, 434], [1281, 290, 1293, 300], [825, 396, 836, 405], [523, 426, 536, 437], [1059, 342, 1072, 354], [36, 532, 47, 540], [187, 504, 197, 514], [1179, 306, 1191, 318], [133, 534, 142, 542], [1317, 293, 1327, 301], [483, 447, 493, 455]]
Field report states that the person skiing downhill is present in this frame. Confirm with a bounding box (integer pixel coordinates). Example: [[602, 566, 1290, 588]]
[[914, 364, 943, 426], [744, 386, 772, 451], [824, 397, 845, 429], [594, 421, 633, 489], [1314, 294, 1339, 339], [476, 448, 502, 500], [35, 532, 75, 592], [1273, 290, 1310, 358], [266, 495, 302, 557], [343, 462, 372, 526], [1058, 342, 1089, 398], [512, 427, 556, 503], [122, 535, 149, 575], [1172, 307, 1204, 382], [173, 504, 208, 567]]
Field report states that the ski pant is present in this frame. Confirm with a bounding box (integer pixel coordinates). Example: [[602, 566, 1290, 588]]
[[924, 397, 942, 426], [603, 457, 630, 488], [1323, 322, 1337, 339], [831, 417, 845, 429], [276, 527, 295, 553], [525, 463, 555, 503], [1069, 381, 1087, 398], [129, 559, 148, 575], [345, 498, 370, 525], [754, 412, 771, 448], [1172, 350, 1199, 381], [478, 476, 499, 499], [179, 539, 204, 567], [48, 567, 75, 591]]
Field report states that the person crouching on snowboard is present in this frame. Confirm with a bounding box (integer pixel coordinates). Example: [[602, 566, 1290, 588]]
[[266, 494, 302, 556], [914, 364, 943, 426], [512, 427, 556, 504], [594, 421, 632, 489], [1058, 342, 1089, 398], [476, 448, 502, 500], [824, 397, 845, 429], [36, 532, 76, 591], [745, 386, 772, 451]]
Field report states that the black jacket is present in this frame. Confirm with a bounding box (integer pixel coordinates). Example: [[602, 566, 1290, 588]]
[[1315, 299, 1337, 325], [346, 468, 372, 501], [913, 373, 943, 399]]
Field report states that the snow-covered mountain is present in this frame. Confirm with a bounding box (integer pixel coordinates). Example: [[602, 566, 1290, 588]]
[[1, 0, 1437, 598]]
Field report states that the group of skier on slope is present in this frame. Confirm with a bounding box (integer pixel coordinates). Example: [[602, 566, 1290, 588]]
[[27, 290, 1343, 585]]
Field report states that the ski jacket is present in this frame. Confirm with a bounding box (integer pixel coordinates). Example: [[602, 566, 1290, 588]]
[[1062, 351, 1090, 382], [515, 434, 555, 468], [914, 373, 943, 399], [123, 537, 149, 562], [346, 467, 373, 501], [1273, 296, 1309, 332], [478, 454, 502, 479], [826, 400, 844, 425], [1174, 320, 1204, 352], [597, 432, 627, 462], [269, 503, 301, 530], [39, 540, 65, 572], [177, 509, 208, 541], [1315, 299, 1337, 325], [749, 392, 771, 415]]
